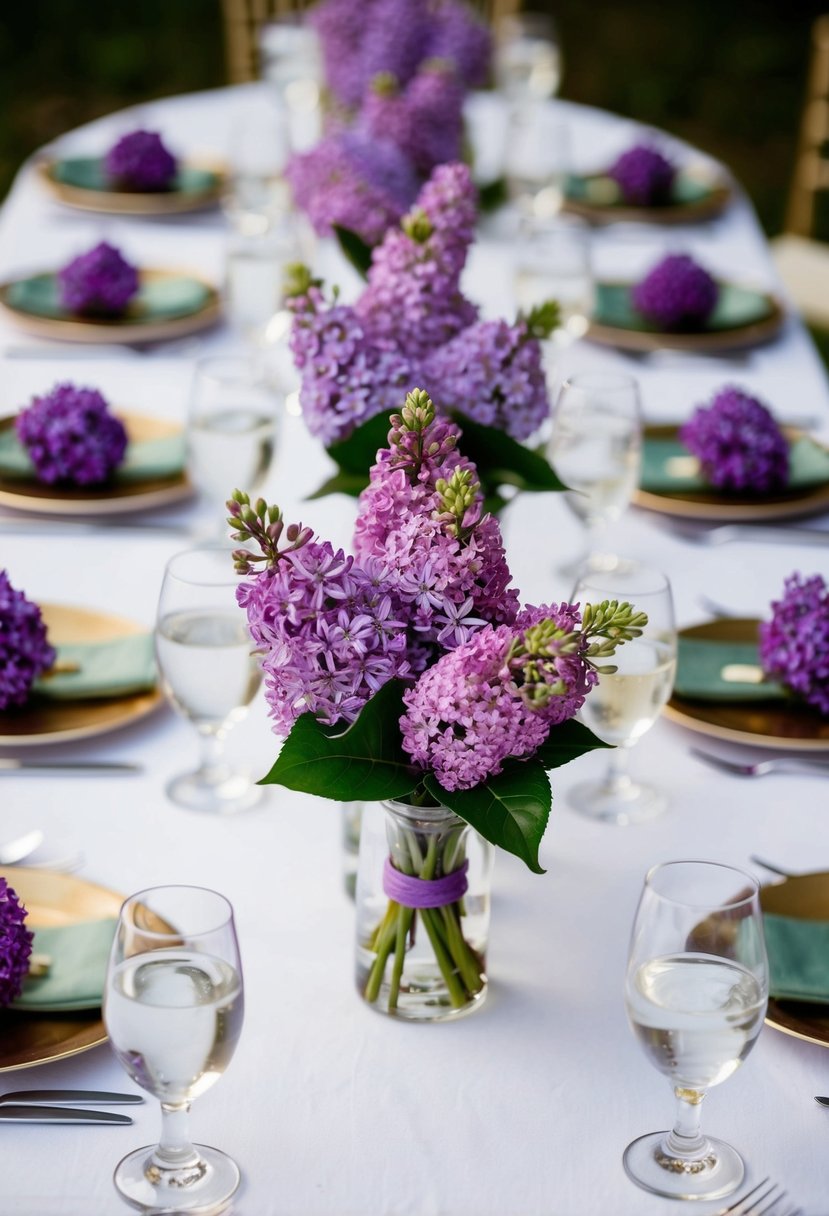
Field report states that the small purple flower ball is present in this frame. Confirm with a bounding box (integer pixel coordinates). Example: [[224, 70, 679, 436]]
[[632, 254, 718, 330], [609, 144, 675, 205], [679, 387, 789, 493], [16, 382, 128, 486], [104, 129, 178, 191], [759, 573, 829, 715], [0, 877, 34, 1006], [0, 569, 56, 711], [58, 242, 139, 316]]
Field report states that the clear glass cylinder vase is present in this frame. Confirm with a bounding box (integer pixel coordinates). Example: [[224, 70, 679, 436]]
[[355, 799, 492, 1022]]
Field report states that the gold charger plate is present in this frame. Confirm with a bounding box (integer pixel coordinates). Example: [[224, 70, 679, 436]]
[[0, 867, 123, 1071], [0, 603, 162, 748], [0, 411, 192, 517], [665, 618, 829, 752], [37, 157, 226, 216], [760, 872, 829, 1048], [564, 167, 731, 226], [634, 425, 829, 522], [0, 268, 221, 345]]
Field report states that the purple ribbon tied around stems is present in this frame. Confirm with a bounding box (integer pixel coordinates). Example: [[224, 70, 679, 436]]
[[382, 857, 469, 909]]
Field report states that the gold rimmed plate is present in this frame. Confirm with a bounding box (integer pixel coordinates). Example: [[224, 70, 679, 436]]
[[37, 155, 226, 216], [0, 268, 221, 345], [0, 867, 123, 1071], [0, 604, 162, 748], [564, 165, 731, 226], [0, 411, 192, 517], [587, 280, 784, 353], [665, 618, 829, 751], [760, 872, 829, 1048], [634, 425, 829, 522]]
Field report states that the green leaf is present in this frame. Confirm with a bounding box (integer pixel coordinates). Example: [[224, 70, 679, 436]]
[[451, 414, 567, 494], [333, 224, 374, 279], [307, 468, 368, 500], [425, 759, 551, 874], [260, 679, 418, 801], [535, 719, 613, 770], [477, 176, 508, 213], [326, 410, 392, 476]]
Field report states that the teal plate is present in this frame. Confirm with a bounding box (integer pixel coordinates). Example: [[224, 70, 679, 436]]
[[0, 269, 221, 344], [564, 166, 731, 226], [38, 155, 225, 215], [587, 281, 784, 353]]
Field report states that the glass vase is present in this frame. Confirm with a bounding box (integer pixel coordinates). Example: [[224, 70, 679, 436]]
[[355, 799, 492, 1021], [341, 800, 364, 900]]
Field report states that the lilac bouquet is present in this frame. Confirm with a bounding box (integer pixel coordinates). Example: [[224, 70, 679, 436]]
[[57, 241, 139, 316], [229, 391, 645, 1012], [0, 570, 56, 710], [16, 382, 128, 486], [759, 573, 829, 715], [0, 878, 34, 1007], [104, 129, 178, 192], [609, 144, 675, 205], [679, 386, 789, 493], [632, 253, 718, 330]]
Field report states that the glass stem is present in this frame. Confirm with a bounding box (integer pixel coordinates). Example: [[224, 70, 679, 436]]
[[196, 727, 227, 779], [154, 1101, 200, 1169], [664, 1087, 708, 1160], [604, 745, 632, 793]]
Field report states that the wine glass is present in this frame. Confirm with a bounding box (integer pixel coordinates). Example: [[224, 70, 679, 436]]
[[104, 885, 245, 1213], [569, 561, 676, 823], [514, 215, 593, 346], [155, 546, 263, 814], [495, 13, 562, 107], [222, 101, 291, 236], [623, 861, 768, 1200], [504, 108, 571, 220], [548, 372, 642, 569]]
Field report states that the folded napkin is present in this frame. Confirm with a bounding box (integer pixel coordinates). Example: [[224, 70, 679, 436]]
[[0, 426, 185, 484], [33, 632, 156, 700], [14, 917, 117, 1012], [6, 272, 211, 323], [641, 434, 829, 494], [594, 281, 773, 334], [51, 155, 219, 196], [674, 635, 784, 702], [764, 912, 829, 1004], [566, 168, 712, 208]]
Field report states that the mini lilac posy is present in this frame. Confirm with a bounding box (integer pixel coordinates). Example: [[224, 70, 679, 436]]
[[16, 381, 128, 486], [104, 129, 178, 192], [679, 386, 789, 493], [609, 144, 675, 205], [0, 877, 34, 1007], [0, 569, 56, 710], [759, 573, 829, 715], [632, 253, 718, 330], [57, 241, 139, 316]]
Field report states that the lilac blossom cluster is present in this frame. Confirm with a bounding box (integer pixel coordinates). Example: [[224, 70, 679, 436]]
[[0, 878, 34, 1007], [679, 387, 789, 493], [759, 573, 829, 715], [361, 62, 465, 178], [632, 254, 718, 330], [285, 130, 419, 245], [58, 241, 139, 315], [16, 382, 128, 486], [609, 144, 675, 205], [104, 129, 178, 191], [0, 570, 56, 710], [400, 602, 598, 790]]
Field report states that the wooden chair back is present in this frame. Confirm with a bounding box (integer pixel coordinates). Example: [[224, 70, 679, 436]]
[[786, 14, 829, 236]]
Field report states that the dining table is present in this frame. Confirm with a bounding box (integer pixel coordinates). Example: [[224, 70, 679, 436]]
[[0, 82, 827, 1216]]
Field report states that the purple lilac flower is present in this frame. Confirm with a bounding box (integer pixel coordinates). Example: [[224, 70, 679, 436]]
[[236, 537, 410, 734], [361, 62, 465, 178], [285, 130, 418, 244], [0, 570, 56, 710], [16, 382, 128, 486], [104, 129, 178, 191], [759, 573, 829, 715], [423, 317, 549, 440], [309, 0, 378, 109], [427, 2, 491, 87], [609, 144, 675, 205], [679, 386, 789, 493], [288, 286, 416, 445], [360, 0, 434, 90], [356, 162, 479, 360], [399, 602, 596, 790], [0, 877, 34, 1007], [632, 253, 718, 330], [57, 242, 139, 316]]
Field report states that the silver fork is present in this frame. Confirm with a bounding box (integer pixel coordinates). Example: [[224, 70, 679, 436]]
[[691, 749, 829, 779], [674, 523, 829, 547], [717, 1177, 801, 1216]]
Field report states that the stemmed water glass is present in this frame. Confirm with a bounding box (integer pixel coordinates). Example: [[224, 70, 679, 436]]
[[548, 372, 642, 570], [495, 13, 562, 107], [514, 215, 593, 345], [570, 561, 676, 823], [104, 885, 245, 1214], [623, 861, 768, 1200], [155, 546, 263, 813]]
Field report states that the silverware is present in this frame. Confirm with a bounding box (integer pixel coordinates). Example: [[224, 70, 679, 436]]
[[750, 855, 800, 878], [0, 829, 44, 865], [716, 1176, 800, 1216], [0, 759, 142, 774], [687, 524, 829, 547], [0, 1089, 143, 1106], [0, 518, 193, 538], [691, 749, 829, 778], [815, 1095, 829, 1106], [0, 1106, 133, 1125]]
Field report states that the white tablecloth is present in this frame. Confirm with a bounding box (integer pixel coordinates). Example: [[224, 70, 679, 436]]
[[0, 87, 827, 1216]]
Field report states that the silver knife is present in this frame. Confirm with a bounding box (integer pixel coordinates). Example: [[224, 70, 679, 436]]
[[0, 760, 142, 774], [0, 1105, 133, 1124], [815, 1096, 829, 1107], [0, 1090, 144, 1106]]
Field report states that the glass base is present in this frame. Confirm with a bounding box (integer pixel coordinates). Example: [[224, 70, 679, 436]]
[[623, 1131, 743, 1200], [114, 1143, 240, 1214], [166, 768, 264, 815], [356, 952, 488, 1022], [567, 776, 667, 825]]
